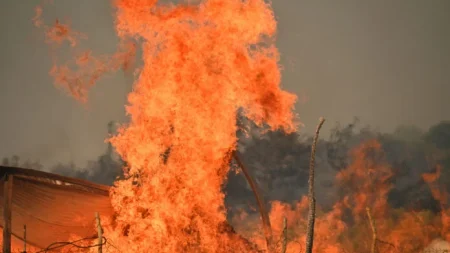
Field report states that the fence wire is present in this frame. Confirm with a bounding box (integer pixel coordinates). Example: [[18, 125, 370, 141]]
[[4, 235, 121, 253]]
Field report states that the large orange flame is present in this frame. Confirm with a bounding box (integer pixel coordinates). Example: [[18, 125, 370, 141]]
[[36, 0, 297, 252], [105, 1, 297, 251]]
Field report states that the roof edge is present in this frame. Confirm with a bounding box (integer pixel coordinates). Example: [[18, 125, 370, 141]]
[[0, 166, 111, 192]]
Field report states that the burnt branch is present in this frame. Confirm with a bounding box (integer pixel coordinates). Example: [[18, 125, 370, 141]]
[[232, 151, 274, 252]]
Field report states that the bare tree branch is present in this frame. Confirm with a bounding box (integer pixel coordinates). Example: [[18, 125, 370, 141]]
[[232, 151, 274, 252], [305, 117, 325, 253]]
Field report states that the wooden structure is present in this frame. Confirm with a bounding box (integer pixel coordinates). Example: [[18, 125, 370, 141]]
[[0, 159, 263, 252], [0, 166, 114, 252]]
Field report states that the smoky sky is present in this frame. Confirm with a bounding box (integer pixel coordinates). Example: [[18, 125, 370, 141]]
[[0, 0, 449, 168]]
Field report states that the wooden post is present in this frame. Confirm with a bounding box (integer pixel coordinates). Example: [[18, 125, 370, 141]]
[[281, 217, 287, 253], [95, 212, 103, 253], [366, 207, 378, 253], [23, 224, 27, 253], [3, 174, 13, 253]]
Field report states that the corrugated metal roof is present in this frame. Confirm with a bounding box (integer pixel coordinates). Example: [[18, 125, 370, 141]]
[[0, 166, 114, 250]]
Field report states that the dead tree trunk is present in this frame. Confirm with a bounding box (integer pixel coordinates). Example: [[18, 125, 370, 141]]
[[305, 117, 325, 253]]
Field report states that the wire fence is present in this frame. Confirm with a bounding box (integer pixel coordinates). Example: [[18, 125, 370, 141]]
[[5, 235, 120, 253], [36, 236, 106, 253], [2, 213, 120, 253]]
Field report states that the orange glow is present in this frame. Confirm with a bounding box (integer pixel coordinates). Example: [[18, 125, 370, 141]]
[[105, 1, 296, 251], [233, 140, 449, 253], [37, 0, 296, 252], [32, 1, 450, 252]]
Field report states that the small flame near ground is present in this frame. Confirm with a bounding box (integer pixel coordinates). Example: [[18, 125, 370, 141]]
[[233, 140, 450, 253], [32, 1, 450, 253]]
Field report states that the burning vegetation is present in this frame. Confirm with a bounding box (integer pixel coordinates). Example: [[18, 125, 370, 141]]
[[2, 0, 446, 252]]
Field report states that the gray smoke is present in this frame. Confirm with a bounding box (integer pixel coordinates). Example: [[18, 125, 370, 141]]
[[224, 117, 450, 217], [3, 117, 450, 215], [1, 121, 124, 186]]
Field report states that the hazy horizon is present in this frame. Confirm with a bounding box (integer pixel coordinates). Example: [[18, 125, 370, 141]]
[[0, 0, 449, 168]]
